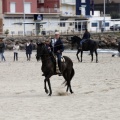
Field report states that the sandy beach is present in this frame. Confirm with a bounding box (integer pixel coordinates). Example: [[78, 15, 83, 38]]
[[0, 50, 120, 120]]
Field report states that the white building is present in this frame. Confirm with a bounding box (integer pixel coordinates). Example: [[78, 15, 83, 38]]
[[59, 0, 111, 33], [2, 0, 113, 36]]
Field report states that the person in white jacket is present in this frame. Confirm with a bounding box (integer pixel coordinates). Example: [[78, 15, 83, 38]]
[[13, 42, 20, 61]]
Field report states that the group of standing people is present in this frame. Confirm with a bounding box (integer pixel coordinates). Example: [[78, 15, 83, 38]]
[[13, 40, 33, 61], [0, 39, 33, 62]]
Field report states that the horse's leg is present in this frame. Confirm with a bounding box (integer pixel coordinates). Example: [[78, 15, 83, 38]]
[[81, 50, 83, 62], [67, 79, 73, 94], [66, 85, 69, 92], [63, 72, 68, 92], [63, 71, 73, 94], [68, 68, 74, 94], [95, 49, 98, 63], [90, 50, 93, 62], [47, 78, 52, 96], [76, 49, 80, 62], [45, 74, 52, 96], [44, 78, 48, 94]]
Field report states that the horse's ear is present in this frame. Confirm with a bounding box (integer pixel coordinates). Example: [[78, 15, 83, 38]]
[[36, 41, 45, 46]]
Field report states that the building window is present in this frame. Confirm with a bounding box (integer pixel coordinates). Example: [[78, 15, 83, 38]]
[[105, 22, 109, 27], [24, 2, 31, 13], [60, 22, 65, 27], [54, 4, 57, 8], [92, 22, 97, 27], [10, 2, 16, 13], [38, 0, 44, 3], [60, 19, 66, 27], [81, 0, 85, 3], [69, 23, 73, 26], [81, 6, 86, 16]]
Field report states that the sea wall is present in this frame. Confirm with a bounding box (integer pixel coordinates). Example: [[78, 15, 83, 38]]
[[2, 32, 120, 50]]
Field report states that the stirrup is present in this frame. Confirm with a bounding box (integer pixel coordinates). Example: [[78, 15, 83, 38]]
[[56, 68, 61, 74]]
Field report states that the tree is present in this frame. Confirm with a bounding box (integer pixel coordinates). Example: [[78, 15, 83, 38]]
[[4, 29, 9, 37]]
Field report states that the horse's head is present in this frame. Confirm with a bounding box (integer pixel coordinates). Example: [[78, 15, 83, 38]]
[[36, 42, 48, 61], [71, 36, 81, 50]]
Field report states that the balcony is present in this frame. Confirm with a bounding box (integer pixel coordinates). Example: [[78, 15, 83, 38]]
[[61, 0, 75, 5], [60, 11, 76, 17], [37, 8, 60, 14], [38, 0, 44, 4]]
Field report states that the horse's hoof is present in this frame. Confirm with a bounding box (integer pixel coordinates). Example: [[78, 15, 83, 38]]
[[45, 90, 48, 94], [70, 91, 74, 94], [48, 94, 51, 96], [112, 54, 115, 57]]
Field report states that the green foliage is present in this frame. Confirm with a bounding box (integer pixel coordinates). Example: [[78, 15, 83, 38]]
[[4, 29, 9, 36]]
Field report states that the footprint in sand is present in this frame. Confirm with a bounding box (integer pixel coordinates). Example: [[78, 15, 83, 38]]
[[84, 91, 94, 94]]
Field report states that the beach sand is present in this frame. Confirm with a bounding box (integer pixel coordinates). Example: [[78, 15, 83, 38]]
[[0, 51, 120, 120]]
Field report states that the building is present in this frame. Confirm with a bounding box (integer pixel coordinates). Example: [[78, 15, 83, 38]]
[[37, 0, 61, 35], [94, 0, 120, 19], [0, 0, 3, 34], [60, 0, 91, 33], [60, 0, 111, 33], [2, 0, 61, 35], [1, 0, 113, 35], [2, 0, 37, 35], [94, 0, 120, 4]]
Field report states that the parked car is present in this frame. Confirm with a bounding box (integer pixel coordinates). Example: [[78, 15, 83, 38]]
[[110, 24, 120, 31], [116, 24, 120, 30]]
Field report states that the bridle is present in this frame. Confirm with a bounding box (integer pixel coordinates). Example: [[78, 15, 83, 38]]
[[36, 44, 53, 61]]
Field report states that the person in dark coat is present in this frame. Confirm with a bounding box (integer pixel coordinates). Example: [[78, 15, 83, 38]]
[[50, 32, 64, 74], [0, 39, 6, 62], [118, 42, 120, 53], [79, 29, 91, 49], [25, 41, 33, 61]]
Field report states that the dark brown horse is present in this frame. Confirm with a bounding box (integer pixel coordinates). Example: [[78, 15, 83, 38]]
[[71, 36, 99, 63], [36, 42, 75, 96]]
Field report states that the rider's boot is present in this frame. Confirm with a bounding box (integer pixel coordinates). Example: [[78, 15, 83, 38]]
[[57, 61, 62, 76]]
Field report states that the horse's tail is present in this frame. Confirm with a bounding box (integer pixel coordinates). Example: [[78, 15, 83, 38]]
[[70, 68, 75, 81], [62, 68, 75, 86]]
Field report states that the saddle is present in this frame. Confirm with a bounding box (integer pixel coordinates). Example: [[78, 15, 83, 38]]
[[61, 56, 65, 62], [50, 53, 65, 76], [83, 39, 90, 43]]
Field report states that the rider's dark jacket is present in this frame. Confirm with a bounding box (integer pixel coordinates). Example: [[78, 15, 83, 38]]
[[82, 31, 91, 39], [50, 37, 64, 54]]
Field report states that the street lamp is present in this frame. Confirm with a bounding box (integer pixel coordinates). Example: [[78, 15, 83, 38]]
[[23, 0, 25, 36], [103, 0, 106, 31]]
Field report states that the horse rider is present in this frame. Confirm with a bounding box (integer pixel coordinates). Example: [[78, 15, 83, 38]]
[[50, 32, 64, 74], [79, 28, 91, 49]]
